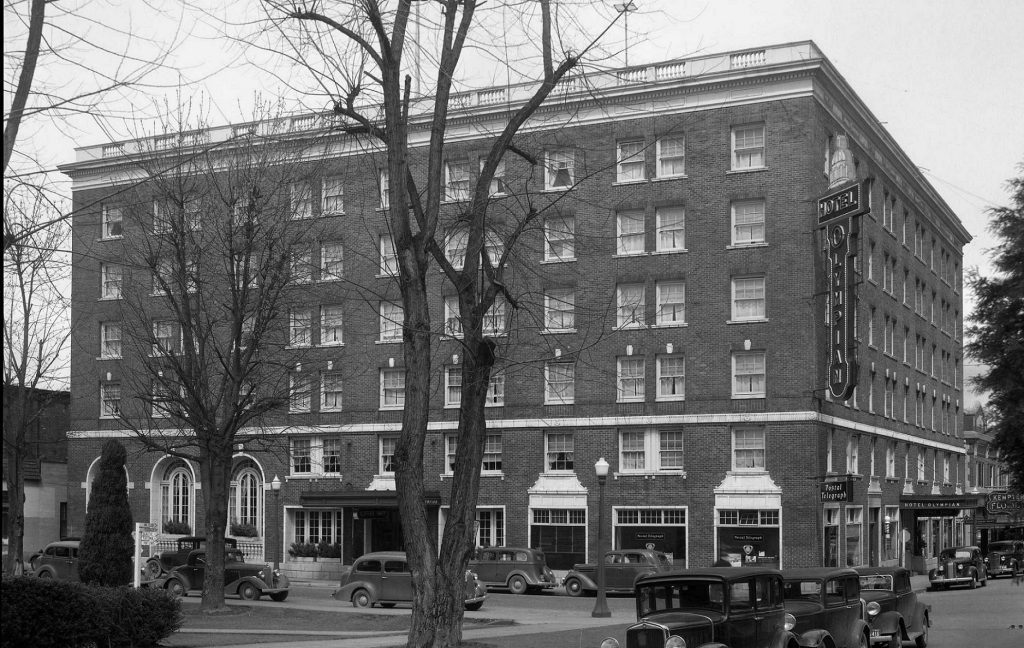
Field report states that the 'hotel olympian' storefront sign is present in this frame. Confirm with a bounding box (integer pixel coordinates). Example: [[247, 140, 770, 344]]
[[819, 135, 867, 400]]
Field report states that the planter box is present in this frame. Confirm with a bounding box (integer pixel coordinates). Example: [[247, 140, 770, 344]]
[[281, 558, 345, 582]]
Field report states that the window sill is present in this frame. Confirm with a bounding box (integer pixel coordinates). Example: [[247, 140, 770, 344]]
[[655, 396, 686, 402], [320, 342, 345, 348], [288, 410, 312, 415], [285, 345, 312, 350], [321, 210, 345, 217], [96, 356, 121, 361], [726, 167, 768, 175], [650, 248, 688, 256], [726, 242, 768, 250], [286, 473, 342, 481], [614, 324, 647, 332], [727, 318, 768, 325], [320, 408, 343, 414], [318, 278, 343, 284], [612, 179, 648, 186], [441, 471, 505, 480], [375, 339, 402, 345], [651, 322, 687, 329], [540, 329, 578, 335], [97, 236, 123, 242], [731, 394, 766, 400], [542, 186, 573, 193], [651, 175, 687, 182], [540, 257, 577, 264], [544, 400, 575, 406], [612, 252, 647, 259], [617, 398, 645, 404], [375, 273, 399, 279], [613, 470, 686, 479], [379, 406, 404, 411], [98, 296, 122, 302]]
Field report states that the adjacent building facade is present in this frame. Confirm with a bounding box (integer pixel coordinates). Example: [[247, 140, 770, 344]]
[[61, 42, 973, 575]]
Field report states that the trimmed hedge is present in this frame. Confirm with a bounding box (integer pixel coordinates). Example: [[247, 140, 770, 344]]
[[1, 577, 182, 647]]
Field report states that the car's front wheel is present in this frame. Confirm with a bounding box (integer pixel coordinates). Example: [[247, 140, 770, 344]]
[[564, 577, 584, 597], [36, 569, 52, 579], [143, 559, 162, 580], [238, 582, 261, 601], [269, 591, 288, 602], [165, 578, 186, 598], [916, 617, 929, 648], [352, 589, 372, 608], [508, 575, 528, 595], [465, 601, 483, 611], [969, 571, 978, 589]]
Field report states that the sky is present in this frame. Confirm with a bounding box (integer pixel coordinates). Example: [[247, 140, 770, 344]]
[[6, 0, 1023, 402]]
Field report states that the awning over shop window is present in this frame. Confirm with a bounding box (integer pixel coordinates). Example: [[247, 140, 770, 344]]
[[299, 490, 442, 508]]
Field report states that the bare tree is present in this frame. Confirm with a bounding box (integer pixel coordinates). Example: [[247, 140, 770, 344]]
[[255, 2, 616, 645], [2, 183, 71, 576], [102, 111, 326, 609]]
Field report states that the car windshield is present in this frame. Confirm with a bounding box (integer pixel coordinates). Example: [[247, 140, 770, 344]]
[[859, 575, 893, 591], [637, 580, 725, 615], [940, 549, 972, 560], [782, 579, 821, 600]]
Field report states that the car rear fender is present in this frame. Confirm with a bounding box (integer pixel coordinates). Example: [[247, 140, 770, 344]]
[[769, 629, 803, 648], [565, 571, 598, 590], [873, 611, 903, 635], [332, 580, 379, 602], [796, 629, 833, 648]]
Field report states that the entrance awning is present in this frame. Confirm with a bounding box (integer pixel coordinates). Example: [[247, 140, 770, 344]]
[[899, 494, 980, 516], [299, 490, 442, 508]]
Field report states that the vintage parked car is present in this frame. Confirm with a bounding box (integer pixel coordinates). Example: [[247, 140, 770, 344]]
[[144, 535, 239, 580], [31, 540, 81, 581], [598, 567, 820, 648], [159, 548, 289, 601], [927, 545, 987, 590], [856, 566, 931, 648], [563, 549, 673, 597], [781, 567, 871, 648], [984, 539, 1023, 578], [469, 546, 557, 594], [332, 551, 487, 610]]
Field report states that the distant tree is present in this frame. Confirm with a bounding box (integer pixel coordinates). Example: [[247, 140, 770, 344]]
[[967, 165, 1024, 491], [78, 440, 134, 586]]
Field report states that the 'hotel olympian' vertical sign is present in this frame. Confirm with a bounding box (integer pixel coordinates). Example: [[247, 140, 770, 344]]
[[818, 135, 867, 400]]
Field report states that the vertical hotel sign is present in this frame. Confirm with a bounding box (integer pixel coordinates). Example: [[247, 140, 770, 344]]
[[819, 136, 866, 400]]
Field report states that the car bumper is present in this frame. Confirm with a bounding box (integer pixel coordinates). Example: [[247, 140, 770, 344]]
[[988, 566, 1013, 576], [868, 629, 898, 646], [929, 575, 973, 585]]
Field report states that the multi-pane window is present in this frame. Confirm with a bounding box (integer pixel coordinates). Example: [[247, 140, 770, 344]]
[[380, 436, 397, 474], [102, 205, 123, 238], [731, 200, 766, 245], [657, 355, 685, 400], [544, 288, 575, 331], [544, 216, 575, 261], [445, 160, 471, 201], [100, 263, 123, 299], [655, 206, 685, 252], [322, 176, 344, 214], [445, 228, 468, 270], [620, 428, 684, 472], [545, 150, 574, 189], [152, 320, 177, 356], [292, 510, 343, 545], [323, 438, 341, 473], [151, 381, 175, 418], [481, 156, 507, 196], [320, 242, 344, 281], [733, 428, 766, 470], [100, 382, 121, 418], [380, 368, 405, 409], [320, 305, 344, 346], [732, 351, 766, 398], [616, 283, 645, 328], [886, 442, 896, 478], [617, 357, 645, 402], [378, 168, 390, 209], [545, 362, 575, 404], [290, 309, 312, 346], [445, 367, 462, 407], [731, 124, 766, 170], [847, 434, 860, 474], [616, 210, 645, 255], [443, 295, 462, 337], [486, 372, 505, 407], [290, 247, 313, 283], [656, 136, 685, 177], [482, 434, 503, 472], [483, 297, 507, 336], [656, 280, 685, 325], [289, 373, 312, 412], [291, 438, 312, 473], [162, 465, 192, 529], [291, 181, 313, 219], [617, 140, 646, 182], [152, 257, 174, 295], [153, 200, 171, 233], [379, 301, 403, 342], [321, 372, 343, 412], [731, 277, 766, 321], [100, 322, 122, 358], [545, 433, 574, 471], [379, 234, 398, 273]]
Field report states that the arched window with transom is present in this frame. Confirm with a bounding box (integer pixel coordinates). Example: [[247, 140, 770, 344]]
[[161, 461, 193, 533], [229, 460, 263, 535]]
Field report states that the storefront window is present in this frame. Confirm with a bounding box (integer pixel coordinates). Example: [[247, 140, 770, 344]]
[[845, 507, 863, 566], [717, 508, 780, 568], [614, 507, 687, 566], [824, 507, 840, 567], [883, 506, 900, 562], [530, 508, 586, 570]]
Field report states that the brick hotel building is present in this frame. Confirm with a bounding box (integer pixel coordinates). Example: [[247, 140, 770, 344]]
[[61, 42, 972, 575]]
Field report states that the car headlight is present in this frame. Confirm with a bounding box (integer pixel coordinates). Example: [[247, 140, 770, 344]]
[[956, 563, 963, 571], [784, 612, 797, 631], [664, 636, 687, 648], [599, 639, 620, 648], [866, 601, 881, 616]]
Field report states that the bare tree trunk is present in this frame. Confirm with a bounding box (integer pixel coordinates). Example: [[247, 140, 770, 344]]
[[200, 438, 231, 610], [2, 414, 27, 576], [3, 0, 45, 175]]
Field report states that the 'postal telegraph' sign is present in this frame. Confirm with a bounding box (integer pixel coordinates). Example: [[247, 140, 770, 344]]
[[821, 480, 851, 502]]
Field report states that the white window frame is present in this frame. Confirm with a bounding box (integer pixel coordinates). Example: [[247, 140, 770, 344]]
[[545, 149, 574, 190], [380, 368, 405, 410], [486, 372, 505, 407], [480, 156, 507, 196], [616, 210, 645, 255], [289, 309, 312, 347], [443, 295, 462, 338], [379, 234, 398, 276], [445, 366, 462, 408], [379, 301, 403, 342], [544, 432, 575, 472], [101, 205, 123, 239], [378, 168, 390, 210], [732, 427, 766, 471], [731, 276, 766, 321], [732, 351, 766, 398], [731, 123, 766, 170], [616, 283, 646, 329], [886, 442, 897, 478], [616, 140, 646, 182], [445, 228, 468, 270], [656, 136, 686, 178], [616, 356, 646, 402], [655, 206, 685, 252], [483, 297, 507, 336], [320, 242, 344, 281], [100, 263, 123, 299], [847, 434, 860, 474], [544, 216, 575, 262], [290, 247, 313, 284], [100, 322, 122, 358], [321, 176, 344, 214], [445, 159, 471, 202], [289, 373, 312, 413], [618, 428, 685, 473], [152, 320, 178, 356], [320, 372, 344, 412], [291, 181, 313, 219], [100, 382, 121, 419], [544, 361, 575, 405], [379, 436, 397, 474], [544, 288, 575, 332], [319, 304, 344, 346], [656, 354, 685, 401], [731, 200, 766, 246], [656, 280, 686, 326]]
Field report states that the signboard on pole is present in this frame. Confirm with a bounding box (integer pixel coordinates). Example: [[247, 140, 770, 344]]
[[134, 522, 160, 587], [825, 217, 859, 400], [821, 479, 852, 502]]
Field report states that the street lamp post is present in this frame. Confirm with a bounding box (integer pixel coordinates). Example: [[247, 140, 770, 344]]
[[592, 457, 611, 618], [270, 475, 282, 573], [614, 1, 638, 67]]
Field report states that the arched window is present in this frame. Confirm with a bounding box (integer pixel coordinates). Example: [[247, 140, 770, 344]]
[[229, 460, 263, 534], [161, 462, 193, 531]]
